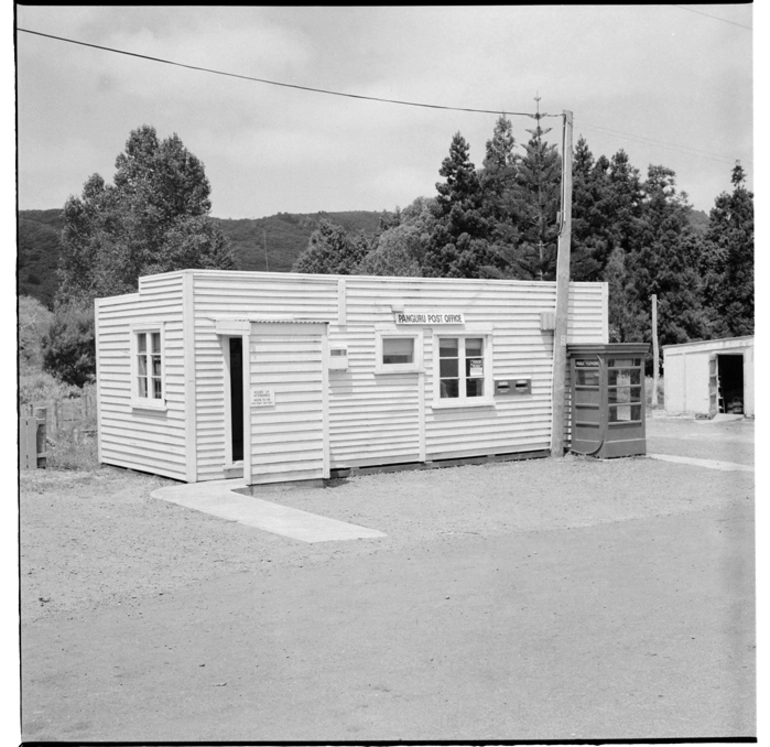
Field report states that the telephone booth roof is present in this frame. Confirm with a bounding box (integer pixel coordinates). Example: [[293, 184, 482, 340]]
[[567, 343, 650, 357]]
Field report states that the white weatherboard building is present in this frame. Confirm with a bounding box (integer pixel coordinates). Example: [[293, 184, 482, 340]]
[[662, 336, 754, 418], [95, 270, 608, 485]]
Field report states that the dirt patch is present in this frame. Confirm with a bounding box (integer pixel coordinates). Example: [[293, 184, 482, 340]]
[[18, 416, 755, 741], [20, 418, 753, 626]]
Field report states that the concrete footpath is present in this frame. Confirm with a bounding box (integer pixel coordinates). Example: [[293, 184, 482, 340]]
[[148, 415, 754, 542], [152, 479, 387, 542]]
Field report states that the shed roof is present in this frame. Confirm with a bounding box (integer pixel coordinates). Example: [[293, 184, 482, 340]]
[[661, 335, 753, 352]]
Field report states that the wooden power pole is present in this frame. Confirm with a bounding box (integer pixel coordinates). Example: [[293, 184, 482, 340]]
[[651, 294, 659, 408], [550, 110, 573, 457]]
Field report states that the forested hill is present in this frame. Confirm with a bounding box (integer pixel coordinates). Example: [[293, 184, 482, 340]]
[[17, 209, 387, 308], [213, 211, 385, 273], [18, 209, 66, 308]]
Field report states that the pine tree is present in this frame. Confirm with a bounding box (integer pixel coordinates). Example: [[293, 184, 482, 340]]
[[701, 163, 754, 337], [600, 150, 645, 340], [570, 137, 611, 281], [422, 132, 493, 277], [623, 165, 708, 346], [510, 109, 562, 280], [478, 115, 522, 277]]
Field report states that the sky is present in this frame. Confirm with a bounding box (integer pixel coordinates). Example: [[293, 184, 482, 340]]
[[13, 4, 755, 219]]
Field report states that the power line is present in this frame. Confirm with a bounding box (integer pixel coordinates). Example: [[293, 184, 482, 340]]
[[673, 5, 752, 30], [575, 120, 738, 165], [17, 27, 541, 119], [17, 26, 743, 167]]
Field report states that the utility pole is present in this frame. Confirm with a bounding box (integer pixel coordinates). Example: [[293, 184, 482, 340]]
[[550, 109, 573, 457], [263, 228, 269, 272], [651, 294, 659, 408]]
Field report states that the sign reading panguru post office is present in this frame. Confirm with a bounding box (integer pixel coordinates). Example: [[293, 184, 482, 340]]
[[395, 312, 465, 325]]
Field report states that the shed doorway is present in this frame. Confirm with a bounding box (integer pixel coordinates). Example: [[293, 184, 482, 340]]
[[709, 353, 744, 416], [228, 337, 244, 462]]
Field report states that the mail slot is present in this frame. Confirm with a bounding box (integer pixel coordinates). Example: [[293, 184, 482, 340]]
[[495, 378, 531, 396]]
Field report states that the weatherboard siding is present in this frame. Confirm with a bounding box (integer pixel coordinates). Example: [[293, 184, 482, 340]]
[[95, 274, 188, 481], [188, 271, 606, 477], [190, 271, 339, 481], [662, 335, 754, 417], [96, 270, 607, 484]]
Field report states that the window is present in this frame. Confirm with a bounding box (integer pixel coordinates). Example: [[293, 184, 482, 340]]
[[607, 363, 642, 422], [375, 331, 422, 373], [434, 334, 492, 407], [383, 337, 414, 364], [131, 325, 166, 409]]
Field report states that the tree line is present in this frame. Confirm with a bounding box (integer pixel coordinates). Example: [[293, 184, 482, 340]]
[[27, 119, 753, 388], [292, 115, 754, 350]]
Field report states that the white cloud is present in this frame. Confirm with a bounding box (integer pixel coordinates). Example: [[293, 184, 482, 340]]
[[15, 5, 754, 217]]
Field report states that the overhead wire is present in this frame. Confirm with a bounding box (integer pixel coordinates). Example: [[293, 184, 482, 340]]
[[17, 26, 742, 166], [17, 27, 540, 119], [672, 5, 752, 30], [574, 119, 738, 165]]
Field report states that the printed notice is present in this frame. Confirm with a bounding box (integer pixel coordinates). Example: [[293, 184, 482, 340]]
[[469, 358, 484, 378], [251, 388, 275, 406]]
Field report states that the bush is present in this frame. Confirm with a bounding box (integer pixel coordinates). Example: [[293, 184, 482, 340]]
[[18, 295, 54, 374], [42, 301, 96, 388], [645, 376, 664, 408], [19, 370, 82, 406]]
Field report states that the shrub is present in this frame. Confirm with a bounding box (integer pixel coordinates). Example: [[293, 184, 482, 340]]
[[18, 295, 54, 374], [645, 376, 664, 408], [18, 370, 82, 406], [42, 301, 96, 388]]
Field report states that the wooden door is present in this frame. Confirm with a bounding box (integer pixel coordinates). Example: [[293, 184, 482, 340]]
[[708, 354, 719, 418]]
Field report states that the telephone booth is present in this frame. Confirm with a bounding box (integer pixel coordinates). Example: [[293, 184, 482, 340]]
[[568, 343, 649, 458]]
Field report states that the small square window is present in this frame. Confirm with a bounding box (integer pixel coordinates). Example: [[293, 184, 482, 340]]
[[382, 337, 414, 364], [375, 331, 422, 374]]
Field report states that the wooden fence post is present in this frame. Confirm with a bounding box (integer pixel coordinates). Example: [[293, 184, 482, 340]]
[[34, 407, 47, 468]]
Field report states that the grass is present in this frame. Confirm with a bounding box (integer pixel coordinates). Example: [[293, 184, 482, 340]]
[[45, 431, 99, 471], [19, 370, 98, 472]]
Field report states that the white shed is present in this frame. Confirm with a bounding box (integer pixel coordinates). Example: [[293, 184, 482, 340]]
[[662, 336, 754, 418], [95, 269, 609, 485]]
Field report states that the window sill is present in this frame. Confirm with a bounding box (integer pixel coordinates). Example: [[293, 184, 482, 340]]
[[374, 366, 424, 375], [431, 398, 495, 410], [131, 399, 168, 412]]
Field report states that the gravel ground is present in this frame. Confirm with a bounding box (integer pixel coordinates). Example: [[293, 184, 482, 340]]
[[20, 416, 754, 625], [17, 415, 755, 741]]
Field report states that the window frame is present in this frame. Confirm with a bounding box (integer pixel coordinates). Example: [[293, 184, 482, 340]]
[[374, 329, 424, 374], [607, 359, 644, 424], [130, 323, 167, 411], [432, 329, 494, 409]]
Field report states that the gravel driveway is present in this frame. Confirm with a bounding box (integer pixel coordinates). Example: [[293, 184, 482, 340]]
[[19, 415, 755, 741]]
